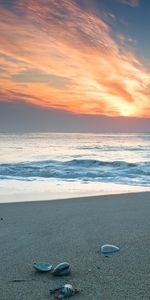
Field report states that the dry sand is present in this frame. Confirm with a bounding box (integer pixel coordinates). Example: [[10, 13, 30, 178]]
[[0, 192, 150, 299]]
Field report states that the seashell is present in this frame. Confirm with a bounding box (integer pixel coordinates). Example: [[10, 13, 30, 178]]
[[33, 262, 53, 272], [50, 284, 80, 299], [52, 262, 71, 276], [101, 244, 120, 254]]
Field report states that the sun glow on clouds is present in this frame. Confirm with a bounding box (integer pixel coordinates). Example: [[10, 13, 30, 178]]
[[0, 0, 150, 117]]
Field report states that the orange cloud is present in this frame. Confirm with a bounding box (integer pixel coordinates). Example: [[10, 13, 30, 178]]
[[0, 0, 149, 117]]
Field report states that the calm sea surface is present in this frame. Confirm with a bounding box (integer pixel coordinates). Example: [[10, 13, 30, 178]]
[[0, 132, 150, 202]]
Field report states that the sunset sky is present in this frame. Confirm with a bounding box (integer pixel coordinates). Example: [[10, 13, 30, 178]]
[[0, 0, 150, 131]]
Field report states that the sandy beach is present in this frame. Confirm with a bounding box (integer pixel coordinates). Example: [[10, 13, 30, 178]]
[[0, 191, 150, 299]]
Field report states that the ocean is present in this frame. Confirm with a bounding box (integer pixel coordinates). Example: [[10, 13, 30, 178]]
[[0, 132, 150, 202]]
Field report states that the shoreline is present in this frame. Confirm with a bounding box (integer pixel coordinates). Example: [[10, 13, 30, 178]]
[[0, 189, 150, 205], [0, 178, 150, 203], [0, 191, 150, 299]]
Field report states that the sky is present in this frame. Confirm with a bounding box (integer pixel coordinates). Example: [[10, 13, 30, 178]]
[[0, 0, 150, 132]]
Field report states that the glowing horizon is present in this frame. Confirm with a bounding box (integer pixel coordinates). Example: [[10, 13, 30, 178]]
[[0, 0, 150, 118]]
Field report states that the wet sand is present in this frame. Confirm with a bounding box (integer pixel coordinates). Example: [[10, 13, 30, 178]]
[[0, 192, 150, 299]]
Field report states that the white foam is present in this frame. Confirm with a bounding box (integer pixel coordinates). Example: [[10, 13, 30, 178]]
[[0, 179, 149, 203]]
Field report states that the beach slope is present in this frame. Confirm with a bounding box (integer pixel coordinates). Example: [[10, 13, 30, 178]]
[[0, 192, 150, 299]]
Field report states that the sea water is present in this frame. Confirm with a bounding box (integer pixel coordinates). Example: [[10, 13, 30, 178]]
[[0, 132, 149, 202]]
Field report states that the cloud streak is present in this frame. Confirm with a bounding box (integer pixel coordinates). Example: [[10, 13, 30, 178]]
[[117, 0, 140, 7], [0, 0, 149, 117]]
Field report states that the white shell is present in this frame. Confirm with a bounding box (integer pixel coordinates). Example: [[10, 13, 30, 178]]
[[101, 244, 120, 254], [33, 262, 53, 272], [52, 262, 71, 276]]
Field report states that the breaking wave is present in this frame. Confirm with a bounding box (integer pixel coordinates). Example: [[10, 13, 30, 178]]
[[0, 159, 149, 187]]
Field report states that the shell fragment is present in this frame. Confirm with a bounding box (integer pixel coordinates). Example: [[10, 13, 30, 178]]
[[50, 284, 80, 299]]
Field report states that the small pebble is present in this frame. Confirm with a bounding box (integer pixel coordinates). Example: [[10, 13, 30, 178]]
[[101, 244, 120, 254]]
